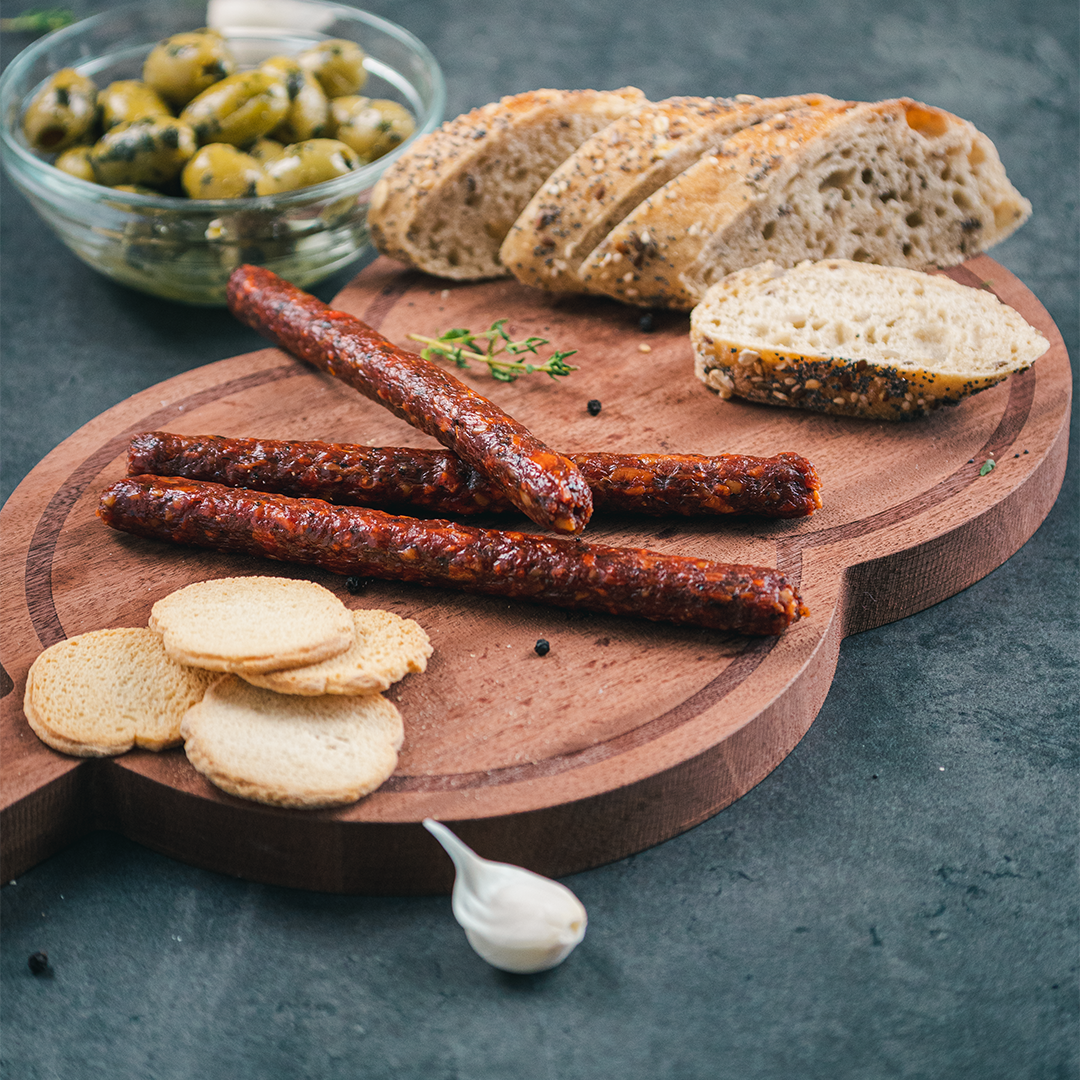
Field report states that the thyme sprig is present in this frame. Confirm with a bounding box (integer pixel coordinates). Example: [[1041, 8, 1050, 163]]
[[408, 319, 577, 382], [0, 8, 75, 33]]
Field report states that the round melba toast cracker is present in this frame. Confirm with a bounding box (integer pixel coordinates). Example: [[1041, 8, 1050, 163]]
[[149, 575, 354, 674], [180, 675, 405, 808], [239, 608, 432, 695], [23, 627, 218, 757]]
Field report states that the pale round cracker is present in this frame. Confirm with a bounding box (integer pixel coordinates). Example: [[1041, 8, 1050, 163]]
[[180, 675, 404, 808], [238, 608, 432, 695], [24, 627, 217, 757], [149, 576, 353, 675]]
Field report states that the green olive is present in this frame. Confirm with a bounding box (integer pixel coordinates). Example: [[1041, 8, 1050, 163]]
[[111, 184, 163, 195], [179, 70, 290, 147], [247, 136, 287, 163], [54, 144, 96, 182], [297, 39, 367, 98], [22, 68, 98, 152], [259, 55, 329, 143], [329, 97, 415, 162], [143, 29, 235, 109], [181, 142, 264, 199], [255, 137, 360, 195], [88, 116, 197, 187], [99, 80, 172, 131]]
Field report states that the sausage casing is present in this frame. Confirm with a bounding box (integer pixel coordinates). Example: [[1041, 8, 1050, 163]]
[[226, 264, 593, 534], [128, 431, 823, 519], [99, 476, 808, 635]]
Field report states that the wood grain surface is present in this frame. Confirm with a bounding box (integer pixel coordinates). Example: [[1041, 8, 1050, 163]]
[[0, 254, 1070, 894]]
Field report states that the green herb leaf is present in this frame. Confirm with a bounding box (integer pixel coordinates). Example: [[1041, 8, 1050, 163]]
[[0, 8, 74, 33], [979, 459, 996, 476], [408, 320, 579, 382]]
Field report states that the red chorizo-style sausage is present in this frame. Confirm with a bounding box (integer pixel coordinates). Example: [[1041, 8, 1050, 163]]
[[226, 265, 592, 534], [128, 431, 823, 519], [99, 475, 808, 635]]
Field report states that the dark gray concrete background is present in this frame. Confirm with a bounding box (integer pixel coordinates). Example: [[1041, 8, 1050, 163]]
[[1, 1, 1076, 1077]]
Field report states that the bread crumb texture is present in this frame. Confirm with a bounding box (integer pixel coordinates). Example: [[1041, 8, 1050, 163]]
[[501, 92, 837, 293], [367, 87, 645, 279], [149, 575, 354, 674], [180, 676, 404, 808], [23, 627, 217, 756], [585, 98, 1031, 309], [690, 259, 1049, 419]]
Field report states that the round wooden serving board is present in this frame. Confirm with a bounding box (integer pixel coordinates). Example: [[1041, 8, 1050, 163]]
[[0, 255, 1070, 894]]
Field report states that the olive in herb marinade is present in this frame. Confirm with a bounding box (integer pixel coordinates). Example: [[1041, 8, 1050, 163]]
[[179, 70, 291, 147], [22, 68, 99, 152], [88, 116, 197, 187], [54, 145, 96, 182], [255, 138, 360, 195], [143, 29, 236, 109], [27, 30, 418, 204], [99, 80, 172, 131], [259, 56, 330, 144], [181, 143, 264, 199], [329, 96, 416, 162], [297, 39, 368, 98], [247, 136, 287, 163]]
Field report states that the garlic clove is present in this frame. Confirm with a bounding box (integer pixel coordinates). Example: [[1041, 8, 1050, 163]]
[[424, 818, 587, 974]]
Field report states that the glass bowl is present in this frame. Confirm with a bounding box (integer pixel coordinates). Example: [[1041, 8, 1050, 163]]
[[0, 0, 445, 304]]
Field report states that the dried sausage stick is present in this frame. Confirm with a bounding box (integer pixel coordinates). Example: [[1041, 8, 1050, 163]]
[[129, 431, 823, 519], [226, 265, 593, 534], [99, 476, 808, 635]]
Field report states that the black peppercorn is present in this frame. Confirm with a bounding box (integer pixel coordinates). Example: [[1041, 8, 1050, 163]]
[[344, 576, 366, 594], [586, 399, 602, 416], [638, 312, 655, 333], [534, 638, 550, 656], [28, 951, 48, 975]]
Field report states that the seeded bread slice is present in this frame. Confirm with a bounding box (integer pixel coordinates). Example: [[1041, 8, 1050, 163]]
[[690, 259, 1049, 419], [500, 93, 837, 293], [366, 86, 645, 280], [24, 627, 217, 756], [582, 98, 1032, 310], [181, 675, 404, 808]]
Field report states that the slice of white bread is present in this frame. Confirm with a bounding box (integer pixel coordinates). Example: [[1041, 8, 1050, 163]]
[[582, 98, 1032, 310], [690, 259, 1050, 419], [367, 86, 645, 280], [24, 627, 217, 756], [149, 575, 354, 675], [239, 608, 432, 695], [180, 675, 404, 808], [500, 92, 838, 294]]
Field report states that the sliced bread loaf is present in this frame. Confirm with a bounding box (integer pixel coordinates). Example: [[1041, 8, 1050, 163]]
[[690, 259, 1050, 419], [367, 86, 645, 280], [583, 98, 1032, 310], [500, 93, 837, 294]]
